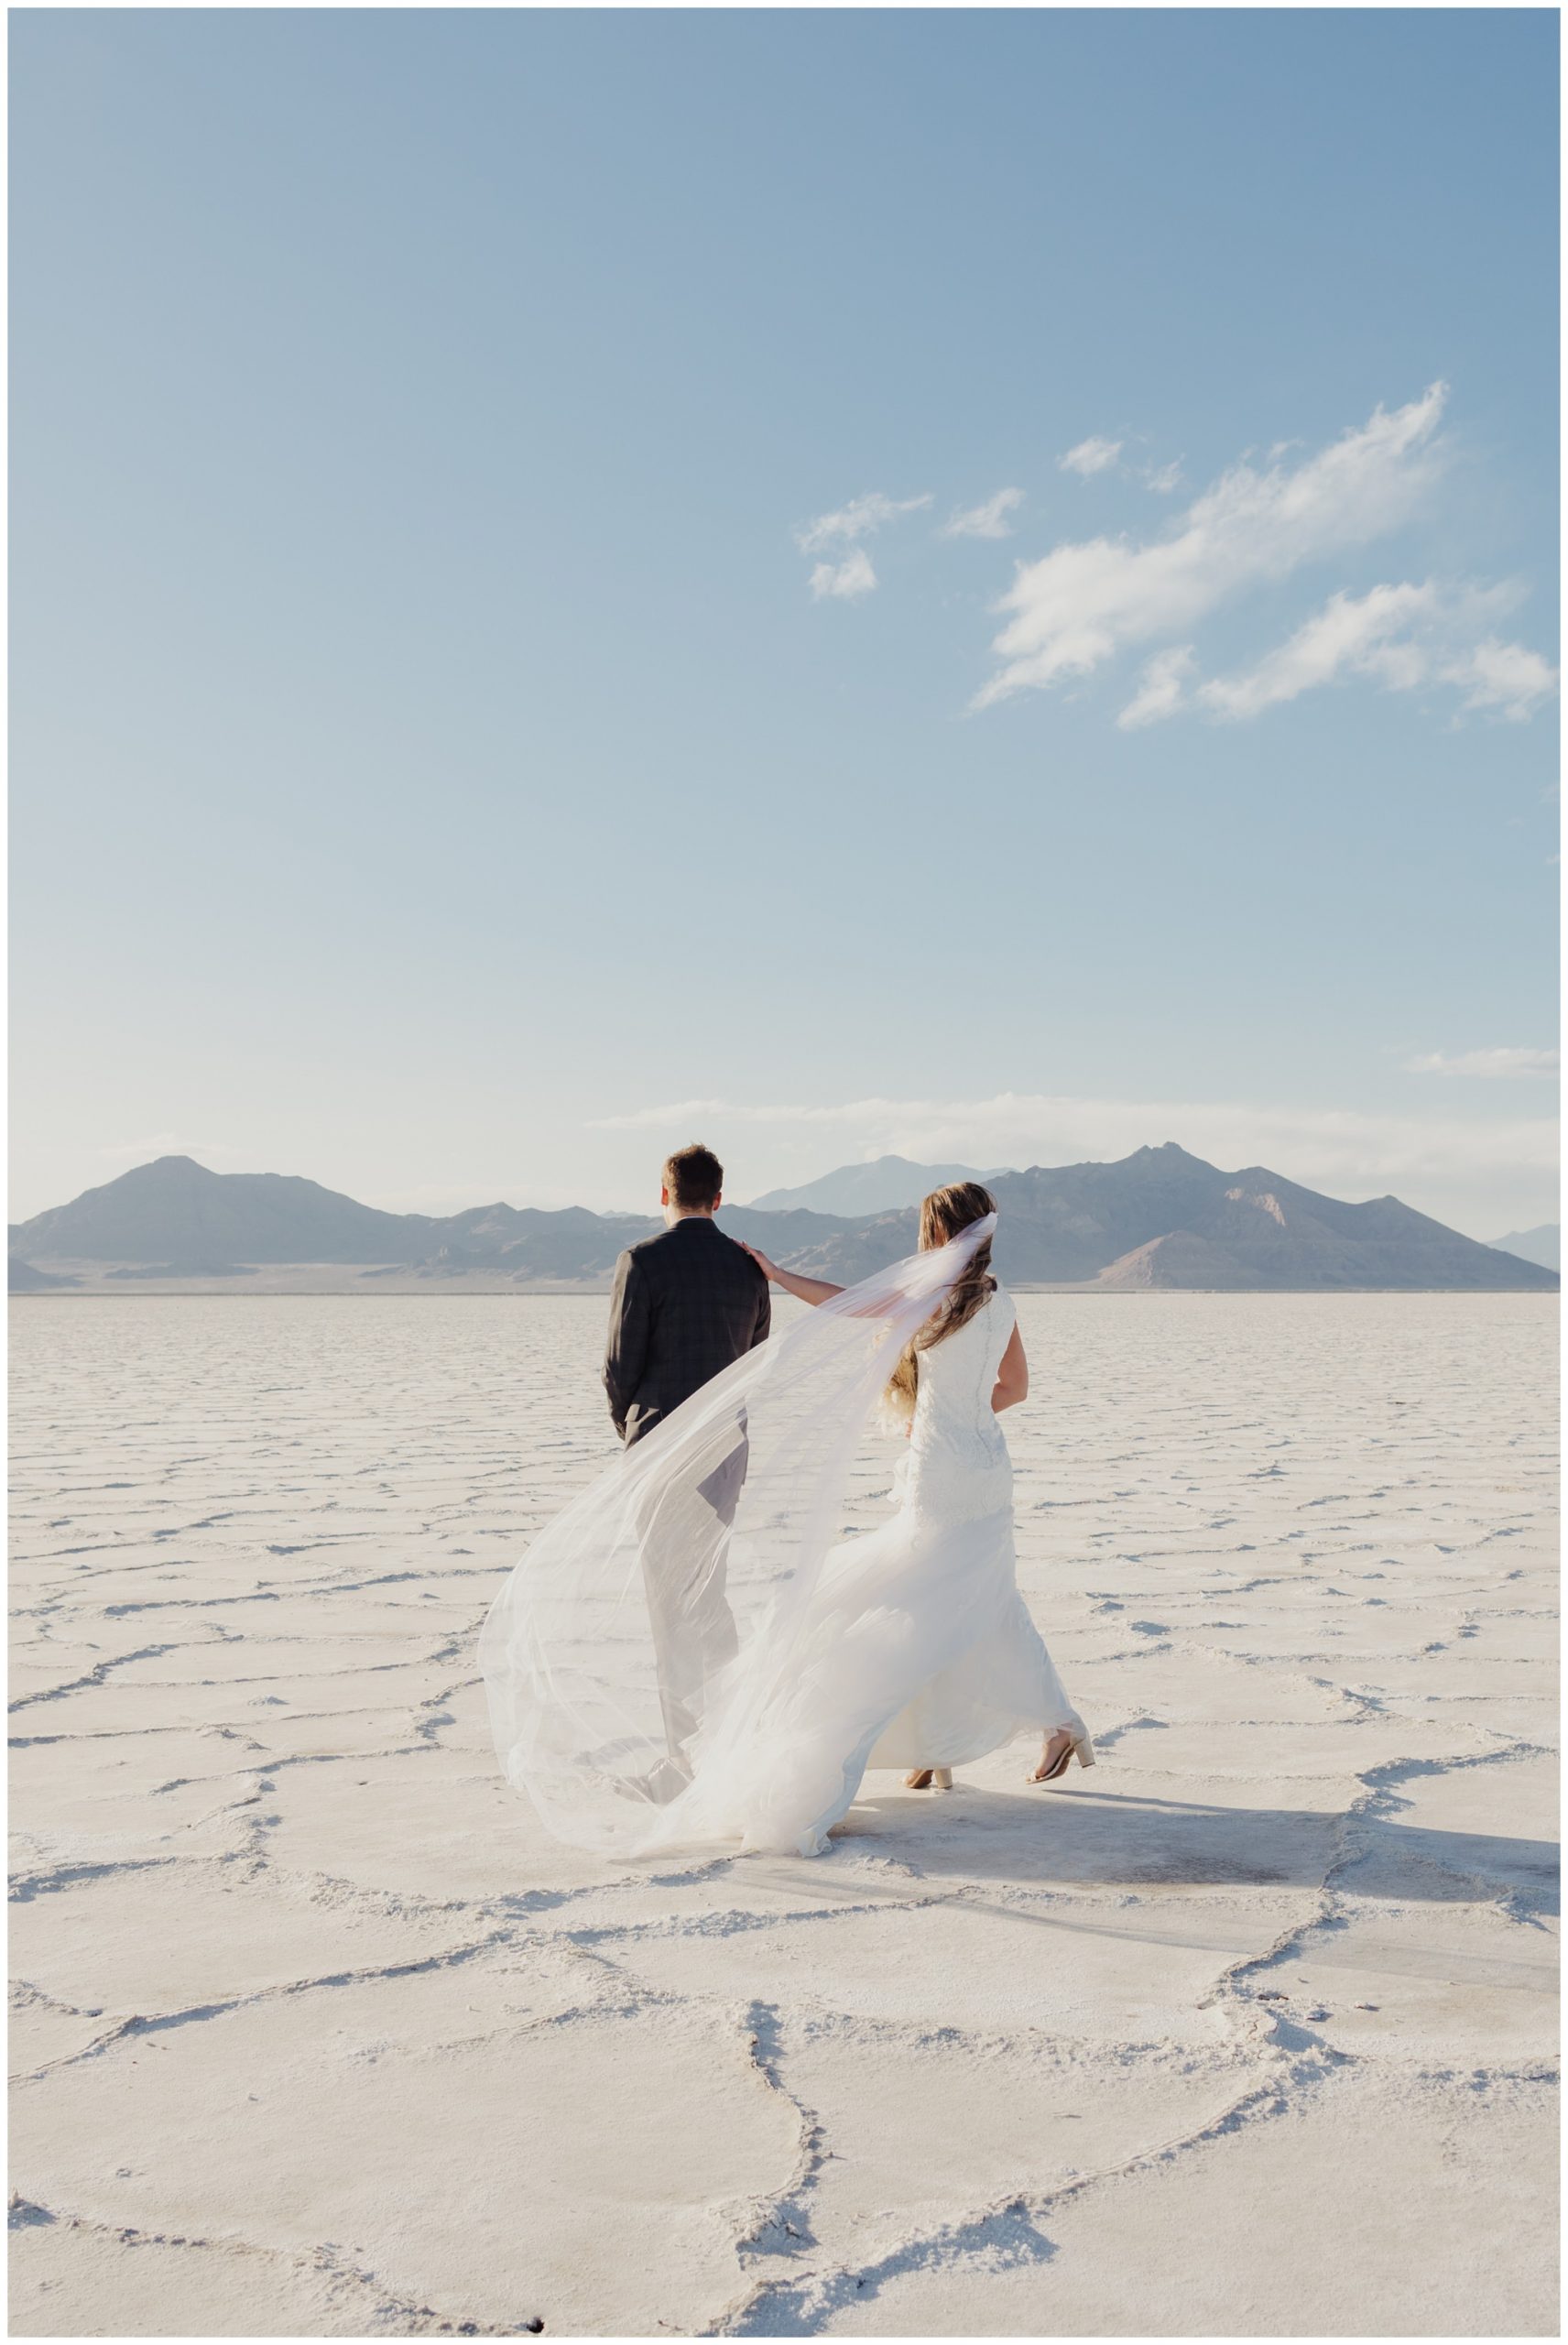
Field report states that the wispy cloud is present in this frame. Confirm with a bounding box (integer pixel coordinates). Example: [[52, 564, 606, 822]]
[[1189, 581, 1556, 725], [592, 1087, 1558, 1212], [1060, 436, 1123, 478], [1117, 645, 1197, 730], [980, 384, 1452, 709], [1062, 440, 1182, 492], [794, 491, 931, 598], [1407, 1047, 1560, 1079], [809, 548, 877, 601], [1196, 580, 1446, 718], [1445, 638, 1562, 722], [939, 487, 1025, 540], [795, 390, 1552, 732], [795, 491, 932, 553]]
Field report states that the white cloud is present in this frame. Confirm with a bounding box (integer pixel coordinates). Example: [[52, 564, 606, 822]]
[[1407, 1047, 1560, 1079], [940, 487, 1025, 540], [809, 548, 877, 601], [794, 490, 931, 601], [1197, 581, 1444, 719], [794, 391, 1552, 733], [979, 383, 1450, 707], [1442, 638, 1561, 722], [1060, 436, 1124, 477], [795, 491, 931, 556], [1117, 645, 1197, 729], [591, 1088, 1558, 1218], [1189, 581, 1557, 725]]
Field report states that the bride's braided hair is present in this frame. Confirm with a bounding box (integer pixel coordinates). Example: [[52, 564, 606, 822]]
[[884, 1182, 998, 1427]]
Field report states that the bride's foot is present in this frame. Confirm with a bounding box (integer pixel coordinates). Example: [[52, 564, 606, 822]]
[[1029, 1729, 1093, 1783], [904, 1766, 953, 1791]]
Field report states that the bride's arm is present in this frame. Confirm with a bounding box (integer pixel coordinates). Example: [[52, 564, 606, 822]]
[[739, 1243, 844, 1308], [993, 1323, 1029, 1412]]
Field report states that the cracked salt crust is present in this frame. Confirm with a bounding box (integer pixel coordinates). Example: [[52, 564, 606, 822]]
[[8, 1291, 1560, 2336]]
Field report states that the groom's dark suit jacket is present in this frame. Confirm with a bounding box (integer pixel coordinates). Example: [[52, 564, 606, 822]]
[[603, 1215, 771, 1445]]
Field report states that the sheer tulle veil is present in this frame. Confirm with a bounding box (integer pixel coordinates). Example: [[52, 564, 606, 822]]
[[480, 1212, 998, 1855]]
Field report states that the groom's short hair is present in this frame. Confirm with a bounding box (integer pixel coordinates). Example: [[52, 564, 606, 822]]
[[663, 1142, 724, 1210]]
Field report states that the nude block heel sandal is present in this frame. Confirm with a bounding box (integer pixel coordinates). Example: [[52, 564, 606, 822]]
[[1031, 1732, 1094, 1783]]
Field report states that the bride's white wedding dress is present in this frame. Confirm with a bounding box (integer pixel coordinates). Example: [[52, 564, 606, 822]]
[[481, 1216, 1087, 1860], [865, 1287, 1086, 1770], [709, 1284, 1086, 1853]]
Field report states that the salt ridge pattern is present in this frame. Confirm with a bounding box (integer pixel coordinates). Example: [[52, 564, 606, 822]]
[[8, 1292, 1559, 2336]]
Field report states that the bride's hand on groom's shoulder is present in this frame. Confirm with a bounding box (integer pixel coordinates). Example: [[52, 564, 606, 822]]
[[739, 1240, 779, 1282]]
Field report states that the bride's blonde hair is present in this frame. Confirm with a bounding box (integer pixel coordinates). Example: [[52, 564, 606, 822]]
[[883, 1182, 997, 1427]]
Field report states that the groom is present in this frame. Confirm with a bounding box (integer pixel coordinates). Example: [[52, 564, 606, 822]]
[[603, 1142, 770, 1446], [604, 1143, 771, 1772]]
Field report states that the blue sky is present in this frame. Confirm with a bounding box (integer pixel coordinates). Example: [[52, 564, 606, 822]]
[[11, 8, 1560, 1235]]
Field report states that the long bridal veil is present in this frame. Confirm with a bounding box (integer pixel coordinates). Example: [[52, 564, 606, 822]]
[[480, 1213, 997, 1856]]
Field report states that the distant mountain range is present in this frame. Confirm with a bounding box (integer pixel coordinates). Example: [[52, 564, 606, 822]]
[[9, 1148, 1559, 1293], [1487, 1224, 1560, 1272], [753, 1147, 1559, 1292]]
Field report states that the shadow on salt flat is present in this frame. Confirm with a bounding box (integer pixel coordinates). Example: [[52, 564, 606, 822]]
[[833, 1786, 1559, 1904]]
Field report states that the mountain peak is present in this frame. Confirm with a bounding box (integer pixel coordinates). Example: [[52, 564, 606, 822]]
[[12, 1154, 432, 1266], [1121, 1140, 1209, 1169], [746, 1155, 1001, 1216]]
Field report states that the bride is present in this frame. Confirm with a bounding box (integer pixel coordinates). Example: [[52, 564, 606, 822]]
[[481, 1182, 1090, 1859]]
